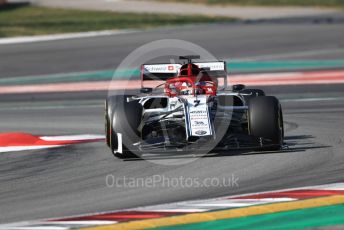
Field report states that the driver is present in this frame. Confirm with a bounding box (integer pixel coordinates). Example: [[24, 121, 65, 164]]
[[179, 82, 193, 95]]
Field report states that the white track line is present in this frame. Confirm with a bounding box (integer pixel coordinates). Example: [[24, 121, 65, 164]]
[[0, 145, 63, 153], [0, 227, 67, 230], [40, 135, 104, 141], [46, 221, 117, 225], [0, 30, 136, 45]]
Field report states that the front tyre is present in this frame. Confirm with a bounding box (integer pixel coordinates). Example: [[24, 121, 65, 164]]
[[105, 96, 142, 159]]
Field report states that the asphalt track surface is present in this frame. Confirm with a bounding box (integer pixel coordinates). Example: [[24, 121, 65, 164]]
[[0, 19, 344, 224]]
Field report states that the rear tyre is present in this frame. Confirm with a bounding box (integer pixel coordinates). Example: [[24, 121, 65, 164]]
[[105, 96, 142, 159], [248, 96, 284, 151]]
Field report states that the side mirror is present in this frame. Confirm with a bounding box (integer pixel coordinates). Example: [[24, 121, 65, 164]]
[[140, 87, 153, 94], [232, 84, 245, 91]]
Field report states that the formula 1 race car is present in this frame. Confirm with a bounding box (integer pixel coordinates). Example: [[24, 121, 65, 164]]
[[105, 56, 284, 158]]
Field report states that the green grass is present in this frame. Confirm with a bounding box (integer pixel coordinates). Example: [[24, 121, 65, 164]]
[[153, 0, 344, 7], [0, 5, 234, 38]]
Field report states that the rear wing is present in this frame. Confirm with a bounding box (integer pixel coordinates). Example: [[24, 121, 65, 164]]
[[141, 61, 228, 88], [141, 64, 181, 81], [195, 61, 228, 87]]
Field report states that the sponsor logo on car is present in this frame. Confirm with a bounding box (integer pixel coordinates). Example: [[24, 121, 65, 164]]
[[195, 130, 208, 135], [146, 66, 167, 72], [190, 110, 207, 114]]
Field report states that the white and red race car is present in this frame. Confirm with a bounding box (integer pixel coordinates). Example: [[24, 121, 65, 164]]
[[105, 56, 284, 158]]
